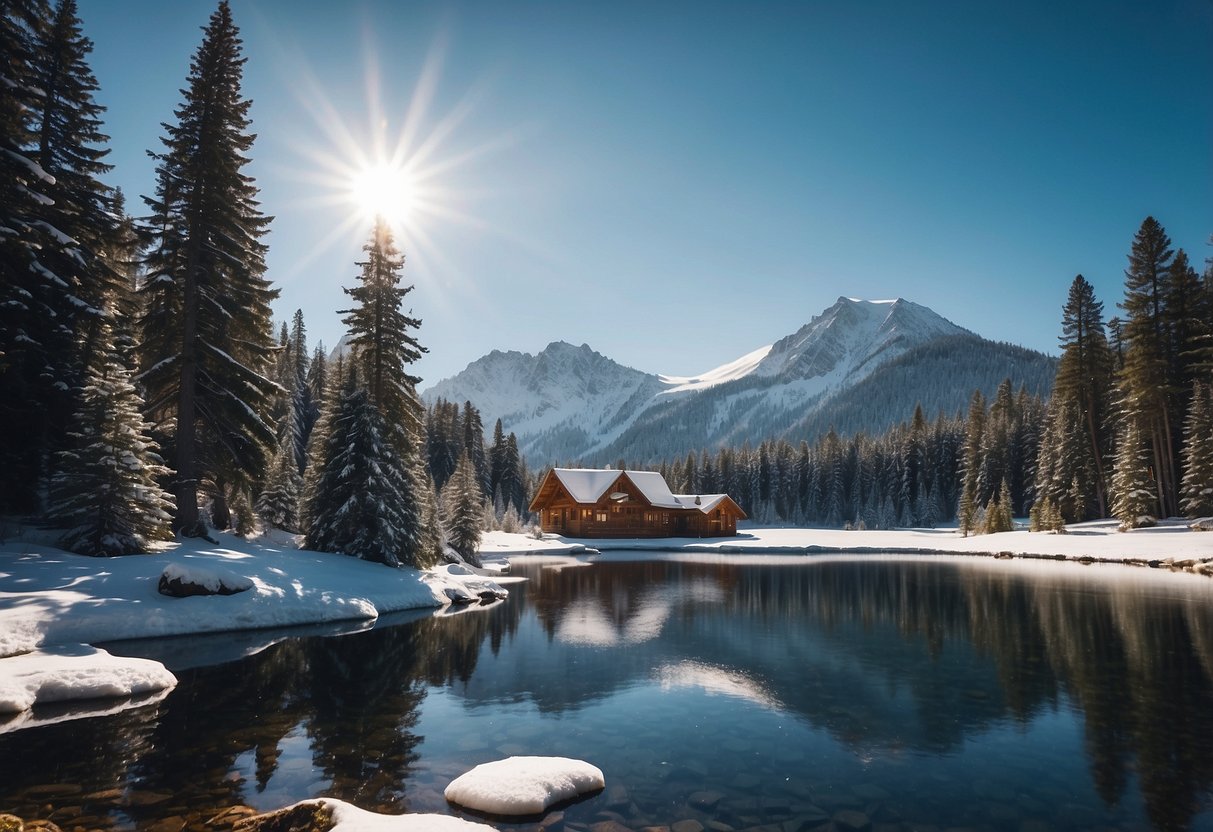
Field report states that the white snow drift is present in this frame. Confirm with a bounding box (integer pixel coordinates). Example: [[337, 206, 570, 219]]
[[444, 756, 605, 815], [0, 643, 176, 714]]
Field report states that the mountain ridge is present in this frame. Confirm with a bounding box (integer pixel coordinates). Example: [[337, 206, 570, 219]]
[[421, 297, 1056, 464]]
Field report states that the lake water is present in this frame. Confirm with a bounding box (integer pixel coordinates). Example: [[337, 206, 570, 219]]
[[2, 554, 1213, 832]]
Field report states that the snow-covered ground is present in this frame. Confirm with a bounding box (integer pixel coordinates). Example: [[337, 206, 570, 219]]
[[3, 521, 1210, 723], [0, 528, 516, 715], [490, 520, 1213, 563]]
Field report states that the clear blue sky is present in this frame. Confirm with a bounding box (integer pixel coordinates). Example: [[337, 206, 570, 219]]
[[79, 0, 1212, 385]]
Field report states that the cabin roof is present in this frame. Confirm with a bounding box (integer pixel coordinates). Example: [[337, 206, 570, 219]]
[[548, 468, 736, 514]]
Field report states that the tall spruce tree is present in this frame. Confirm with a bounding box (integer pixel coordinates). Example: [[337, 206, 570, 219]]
[[444, 451, 483, 566], [138, 1, 278, 536], [31, 0, 121, 368], [340, 218, 426, 438], [332, 217, 436, 564], [1117, 217, 1178, 518], [0, 0, 110, 511], [1044, 275, 1115, 518], [1180, 382, 1213, 518], [957, 390, 986, 536]]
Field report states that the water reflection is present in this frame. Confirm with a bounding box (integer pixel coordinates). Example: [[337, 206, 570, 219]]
[[0, 557, 1210, 831]]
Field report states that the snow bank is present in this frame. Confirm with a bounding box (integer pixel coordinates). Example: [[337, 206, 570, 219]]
[[0, 643, 176, 713], [444, 756, 605, 815], [0, 531, 498, 658], [532, 519, 1213, 563]]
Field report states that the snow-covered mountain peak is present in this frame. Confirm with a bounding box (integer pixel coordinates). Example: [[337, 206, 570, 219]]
[[419, 294, 1043, 466], [752, 296, 968, 382]]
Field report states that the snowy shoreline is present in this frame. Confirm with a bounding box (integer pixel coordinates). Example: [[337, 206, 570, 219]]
[[3, 520, 1211, 720], [484, 520, 1213, 571]]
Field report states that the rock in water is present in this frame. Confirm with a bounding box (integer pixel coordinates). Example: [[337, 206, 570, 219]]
[[445, 756, 605, 815]]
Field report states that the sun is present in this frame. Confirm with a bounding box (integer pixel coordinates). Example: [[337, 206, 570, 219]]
[[349, 161, 416, 227]]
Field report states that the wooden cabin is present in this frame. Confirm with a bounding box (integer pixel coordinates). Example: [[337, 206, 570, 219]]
[[529, 467, 747, 538]]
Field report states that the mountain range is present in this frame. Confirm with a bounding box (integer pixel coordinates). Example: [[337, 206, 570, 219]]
[[421, 297, 1057, 465]]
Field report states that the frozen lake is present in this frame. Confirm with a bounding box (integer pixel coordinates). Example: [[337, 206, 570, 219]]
[[2, 555, 1212, 831]]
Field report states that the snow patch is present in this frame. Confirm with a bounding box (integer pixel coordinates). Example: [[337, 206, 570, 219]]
[[0, 644, 176, 714], [444, 756, 605, 815]]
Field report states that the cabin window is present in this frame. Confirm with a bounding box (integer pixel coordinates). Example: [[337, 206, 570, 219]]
[[596, 511, 607, 522]]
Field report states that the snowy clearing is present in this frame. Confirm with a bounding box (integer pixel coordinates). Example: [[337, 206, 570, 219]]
[[444, 756, 606, 816]]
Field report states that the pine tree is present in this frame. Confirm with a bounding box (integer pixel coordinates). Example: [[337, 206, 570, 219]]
[[30, 0, 123, 368], [461, 400, 489, 498], [1047, 275, 1114, 518], [340, 218, 426, 440], [1111, 413, 1158, 530], [1180, 382, 1213, 518], [303, 379, 422, 567], [44, 318, 175, 556], [138, 1, 278, 536], [444, 451, 483, 566], [1117, 216, 1177, 518], [958, 390, 986, 536], [256, 419, 303, 532], [0, 0, 108, 511]]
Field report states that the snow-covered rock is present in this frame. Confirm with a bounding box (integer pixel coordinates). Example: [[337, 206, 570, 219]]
[[158, 561, 253, 597], [1190, 518, 1213, 532], [444, 756, 605, 815], [0, 644, 176, 714]]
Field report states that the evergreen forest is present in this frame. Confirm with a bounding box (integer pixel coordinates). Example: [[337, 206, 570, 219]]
[[1, 0, 1210, 567]]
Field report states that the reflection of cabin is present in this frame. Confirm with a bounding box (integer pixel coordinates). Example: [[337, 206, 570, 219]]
[[529, 467, 747, 538]]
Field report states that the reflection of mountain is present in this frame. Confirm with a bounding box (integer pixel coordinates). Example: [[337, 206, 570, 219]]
[[1, 561, 1211, 831], [455, 560, 1213, 830]]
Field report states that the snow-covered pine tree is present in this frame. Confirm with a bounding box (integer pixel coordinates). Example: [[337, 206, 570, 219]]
[[289, 309, 313, 469], [45, 317, 175, 556], [1048, 275, 1114, 518], [138, 1, 277, 536], [304, 378, 422, 567], [1180, 382, 1213, 518], [0, 0, 100, 512], [256, 413, 303, 532], [30, 0, 124, 372], [1117, 217, 1177, 518], [340, 218, 425, 439], [444, 451, 483, 566], [957, 390, 986, 536], [462, 400, 489, 499], [1111, 412, 1157, 530]]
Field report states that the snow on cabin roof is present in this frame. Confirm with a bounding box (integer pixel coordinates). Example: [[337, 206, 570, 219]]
[[621, 470, 683, 509], [673, 493, 731, 514], [549, 469, 626, 504], [548, 468, 734, 513]]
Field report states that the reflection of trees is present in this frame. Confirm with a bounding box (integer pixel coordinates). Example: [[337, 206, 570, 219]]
[[306, 627, 425, 810], [509, 558, 1213, 830], [0, 605, 509, 825]]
